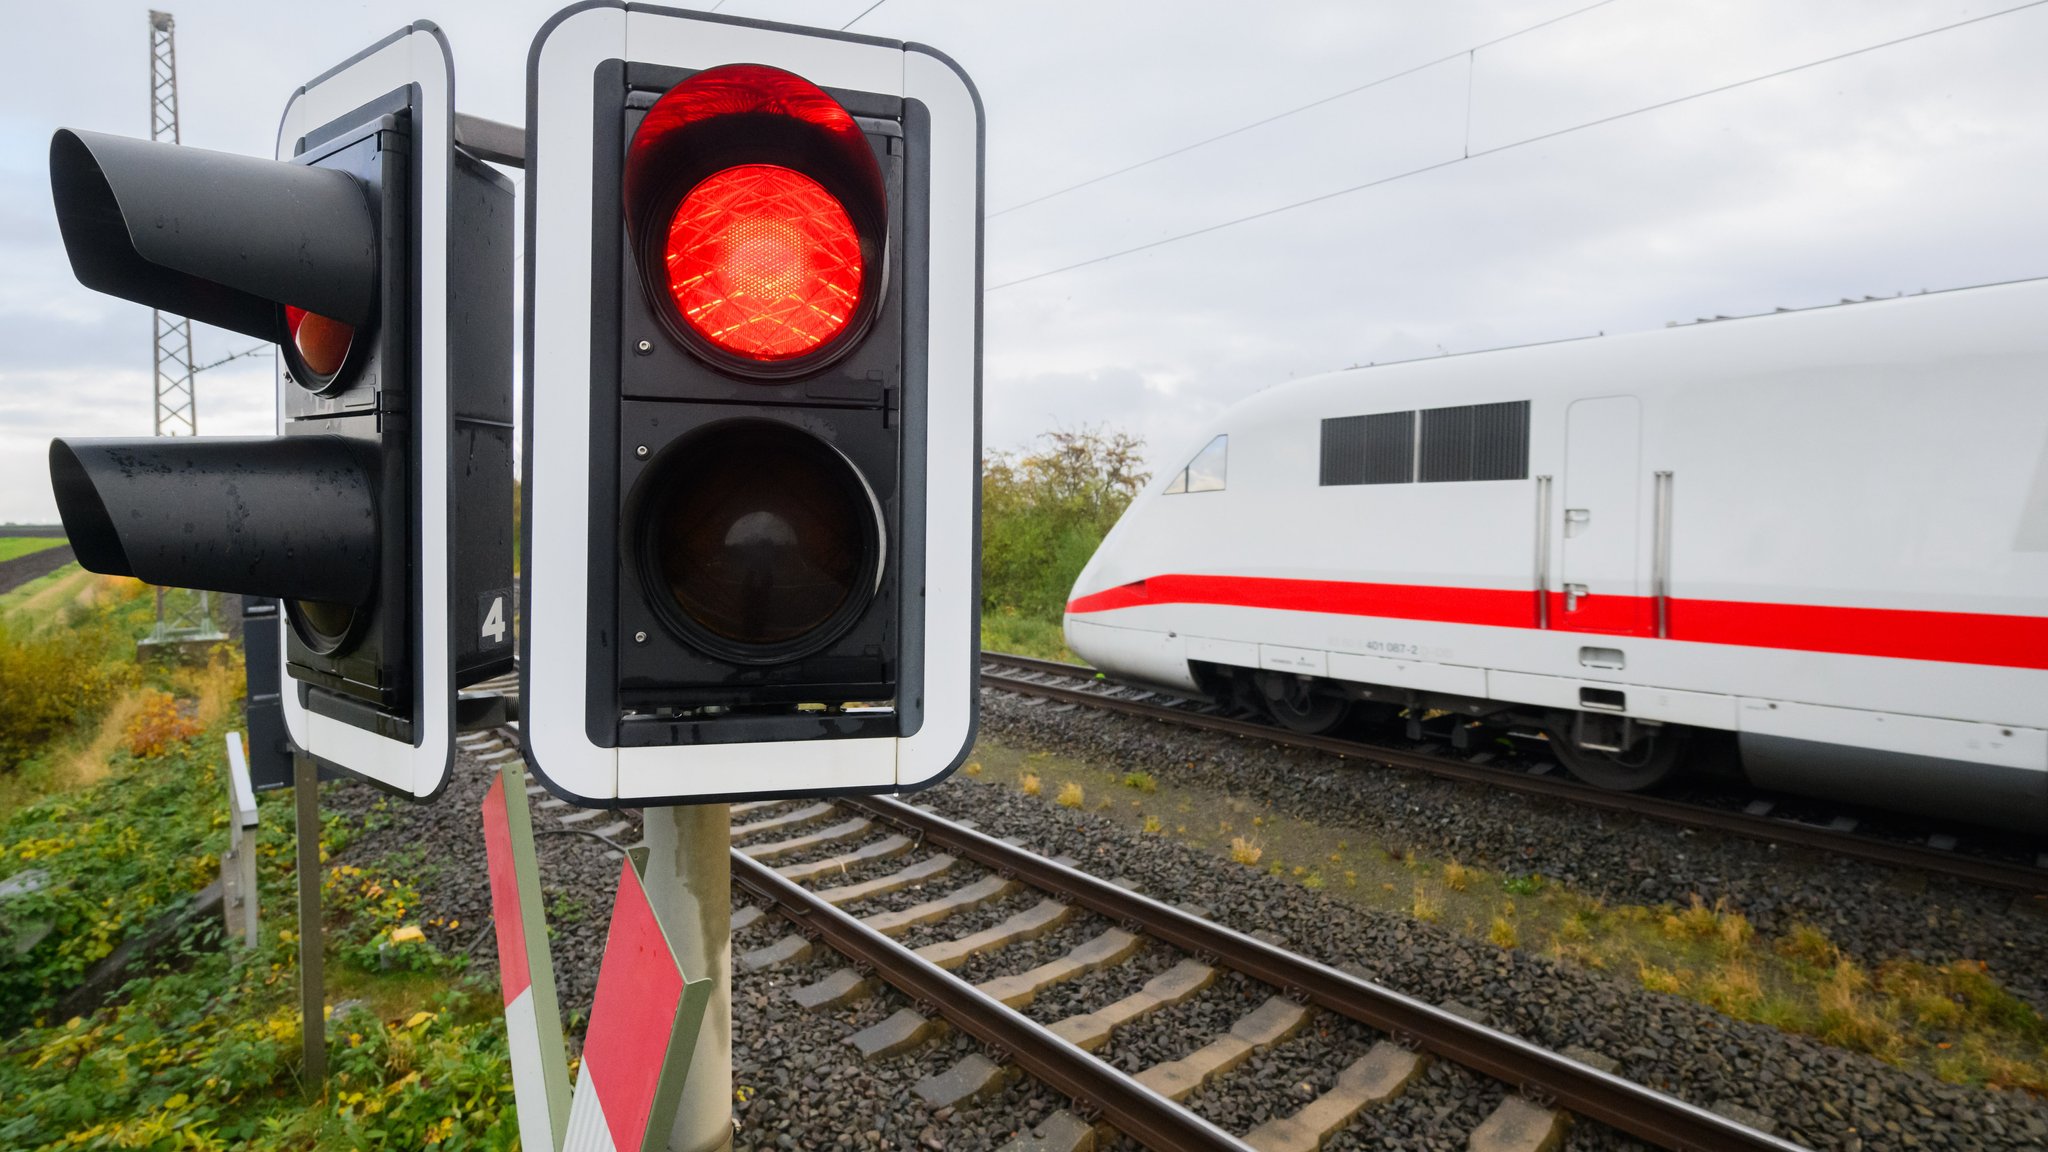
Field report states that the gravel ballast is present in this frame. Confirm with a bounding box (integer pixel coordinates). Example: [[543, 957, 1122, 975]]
[[935, 698, 2048, 1151], [979, 689, 2048, 1011], [315, 716, 2048, 1152]]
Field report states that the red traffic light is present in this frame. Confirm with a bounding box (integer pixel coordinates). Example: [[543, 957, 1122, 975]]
[[625, 63, 886, 377], [285, 304, 356, 382], [665, 164, 863, 361]]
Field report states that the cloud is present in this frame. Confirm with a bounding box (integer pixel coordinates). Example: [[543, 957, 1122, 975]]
[[0, 0, 2042, 524]]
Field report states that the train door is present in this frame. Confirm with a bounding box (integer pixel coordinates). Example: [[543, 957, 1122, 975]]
[[1556, 396, 1651, 635]]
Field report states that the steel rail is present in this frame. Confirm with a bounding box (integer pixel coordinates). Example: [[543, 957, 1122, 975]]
[[854, 794, 1809, 1152], [729, 850, 1253, 1152], [980, 654, 2048, 897]]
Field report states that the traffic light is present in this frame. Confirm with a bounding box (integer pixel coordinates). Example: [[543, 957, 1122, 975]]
[[522, 7, 983, 803], [46, 25, 512, 797]]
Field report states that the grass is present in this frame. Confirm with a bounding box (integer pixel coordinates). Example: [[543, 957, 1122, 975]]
[[1441, 861, 1473, 892], [980, 610, 1079, 663], [1411, 882, 1443, 923], [0, 646, 244, 1030], [0, 564, 96, 621], [1055, 781, 1084, 808], [1489, 916, 1519, 950], [1, 794, 517, 1149], [0, 574, 157, 813], [0, 565, 522, 1146], [0, 618, 519, 1148], [960, 732, 2048, 1093], [0, 536, 67, 563]]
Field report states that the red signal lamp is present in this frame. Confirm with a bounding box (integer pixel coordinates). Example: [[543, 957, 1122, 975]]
[[284, 304, 356, 386], [625, 63, 886, 377], [665, 164, 863, 361]]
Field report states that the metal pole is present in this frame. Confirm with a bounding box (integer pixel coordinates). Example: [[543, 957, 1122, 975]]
[[222, 732, 260, 948], [641, 804, 732, 1152], [293, 750, 326, 1095]]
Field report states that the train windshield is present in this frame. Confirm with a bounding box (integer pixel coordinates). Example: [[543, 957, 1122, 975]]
[[1164, 434, 1227, 494]]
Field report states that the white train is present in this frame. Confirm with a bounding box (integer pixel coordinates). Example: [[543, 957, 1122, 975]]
[[1063, 279, 2048, 834]]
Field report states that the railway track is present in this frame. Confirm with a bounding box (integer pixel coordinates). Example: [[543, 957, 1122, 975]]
[[979, 651, 2048, 898], [412, 662, 2048, 1149], [453, 700, 1800, 1149], [722, 792, 1804, 1152], [439, 682, 2048, 1149]]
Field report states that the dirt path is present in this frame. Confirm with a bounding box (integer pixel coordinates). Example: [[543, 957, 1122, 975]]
[[0, 544, 76, 596], [2, 565, 93, 623]]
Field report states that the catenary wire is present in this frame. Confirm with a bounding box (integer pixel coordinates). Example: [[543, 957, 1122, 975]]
[[986, 0, 2048, 292], [842, 0, 887, 30], [191, 343, 268, 374], [988, 0, 1625, 218]]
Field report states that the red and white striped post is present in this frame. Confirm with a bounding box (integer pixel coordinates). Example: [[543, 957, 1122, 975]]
[[564, 855, 714, 1152], [481, 767, 573, 1152]]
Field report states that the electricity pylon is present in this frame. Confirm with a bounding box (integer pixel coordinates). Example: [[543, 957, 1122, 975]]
[[143, 9, 224, 652]]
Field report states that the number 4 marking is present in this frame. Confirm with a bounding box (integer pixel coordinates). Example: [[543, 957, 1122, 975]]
[[482, 596, 507, 644]]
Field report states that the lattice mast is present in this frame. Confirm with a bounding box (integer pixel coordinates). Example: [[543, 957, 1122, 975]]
[[142, 10, 220, 647], [148, 10, 196, 438]]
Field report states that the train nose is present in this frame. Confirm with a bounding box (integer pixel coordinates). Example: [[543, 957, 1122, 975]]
[[1061, 545, 1119, 664]]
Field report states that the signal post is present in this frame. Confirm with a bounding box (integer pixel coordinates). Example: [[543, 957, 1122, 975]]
[[46, 19, 513, 1100], [47, 22, 513, 798], [521, 7, 984, 1143], [641, 805, 733, 1151], [43, 4, 982, 1142]]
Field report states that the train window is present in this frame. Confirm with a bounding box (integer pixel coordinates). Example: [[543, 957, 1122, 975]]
[[1420, 400, 1529, 482], [1165, 434, 1227, 494], [1320, 411, 1413, 485], [1419, 406, 1474, 481], [1186, 434, 1227, 492]]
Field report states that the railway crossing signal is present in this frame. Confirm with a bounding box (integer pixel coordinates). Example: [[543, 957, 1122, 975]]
[[45, 24, 513, 797], [521, 6, 984, 804]]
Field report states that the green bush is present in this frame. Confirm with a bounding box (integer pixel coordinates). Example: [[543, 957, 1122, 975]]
[[980, 610, 1075, 662], [0, 706, 519, 1150], [0, 618, 121, 771], [981, 427, 1147, 624], [0, 905, 518, 1151], [0, 723, 224, 1032]]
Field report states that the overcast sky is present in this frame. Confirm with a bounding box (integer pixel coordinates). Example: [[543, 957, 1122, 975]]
[[2, 0, 2044, 522]]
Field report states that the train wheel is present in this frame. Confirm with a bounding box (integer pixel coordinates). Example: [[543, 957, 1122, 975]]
[[1546, 722, 1683, 792], [1258, 673, 1351, 735]]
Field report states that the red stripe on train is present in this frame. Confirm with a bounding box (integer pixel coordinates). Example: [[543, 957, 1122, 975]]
[[1065, 575, 2048, 671]]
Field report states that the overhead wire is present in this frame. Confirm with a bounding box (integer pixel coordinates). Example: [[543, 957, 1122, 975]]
[[986, 0, 2048, 293], [988, 0, 1626, 218], [842, 0, 887, 30], [191, 343, 270, 374]]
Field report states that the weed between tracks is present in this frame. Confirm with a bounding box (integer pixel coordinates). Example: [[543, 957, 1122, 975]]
[[966, 734, 2048, 1094]]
